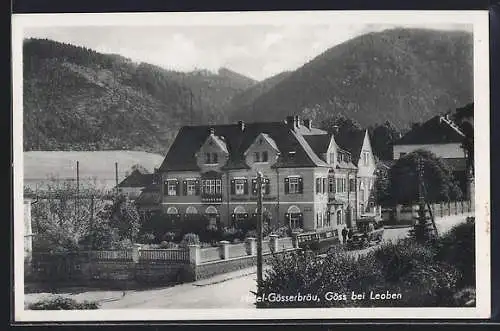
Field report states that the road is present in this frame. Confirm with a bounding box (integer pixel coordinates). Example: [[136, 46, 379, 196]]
[[25, 213, 472, 309]]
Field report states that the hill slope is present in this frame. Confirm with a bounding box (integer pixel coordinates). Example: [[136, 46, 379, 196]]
[[23, 38, 256, 154], [228, 28, 473, 130]]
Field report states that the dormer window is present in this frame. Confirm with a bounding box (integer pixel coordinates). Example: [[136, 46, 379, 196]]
[[254, 151, 269, 163], [262, 151, 268, 162], [254, 152, 260, 162], [205, 153, 218, 164]]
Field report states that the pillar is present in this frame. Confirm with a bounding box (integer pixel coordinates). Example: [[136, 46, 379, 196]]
[[219, 241, 230, 260], [269, 234, 279, 253], [131, 244, 141, 263], [245, 237, 256, 255], [188, 244, 200, 265]]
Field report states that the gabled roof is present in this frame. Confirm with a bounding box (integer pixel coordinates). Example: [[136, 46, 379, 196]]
[[117, 169, 154, 188], [304, 134, 332, 156], [334, 130, 366, 165], [159, 122, 331, 171], [394, 115, 465, 146]]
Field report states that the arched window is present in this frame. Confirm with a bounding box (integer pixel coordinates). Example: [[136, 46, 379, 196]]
[[286, 205, 302, 229], [166, 207, 178, 214], [205, 206, 218, 215], [336, 209, 343, 225], [185, 206, 198, 214], [234, 206, 246, 214]]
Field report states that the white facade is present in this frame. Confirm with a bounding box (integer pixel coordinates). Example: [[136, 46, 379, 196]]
[[393, 143, 465, 160]]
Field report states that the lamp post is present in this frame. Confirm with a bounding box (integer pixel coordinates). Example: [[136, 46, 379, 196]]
[[256, 171, 264, 292]]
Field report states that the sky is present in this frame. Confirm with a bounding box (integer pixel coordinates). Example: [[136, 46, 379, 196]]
[[24, 23, 472, 81]]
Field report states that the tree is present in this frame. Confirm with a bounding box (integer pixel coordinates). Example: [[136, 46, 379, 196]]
[[108, 194, 141, 242], [130, 163, 150, 174], [374, 164, 392, 207], [389, 150, 463, 205], [30, 178, 112, 252], [369, 120, 401, 161]]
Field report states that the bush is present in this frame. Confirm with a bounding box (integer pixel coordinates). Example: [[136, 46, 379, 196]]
[[28, 296, 99, 310], [159, 241, 177, 249], [245, 230, 258, 238], [179, 233, 200, 248], [161, 231, 177, 242], [270, 226, 291, 238], [434, 221, 475, 287], [138, 232, 156, 244]]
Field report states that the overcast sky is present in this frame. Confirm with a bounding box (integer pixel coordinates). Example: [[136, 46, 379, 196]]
[[25, 23, 472, 81]]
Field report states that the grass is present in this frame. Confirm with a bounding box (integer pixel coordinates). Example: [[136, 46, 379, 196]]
[[23, 150, 165, 190]]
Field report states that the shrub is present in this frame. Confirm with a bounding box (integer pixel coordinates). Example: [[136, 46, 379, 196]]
[[179, 233, 200, 248], [434, 221, 475, 287], [245, 230, 258, 238], [111, 238, 134, 250], [28, 296, 99, 310], [138, 232, 156, 244], [161, 231, 177, 242], [270, 226, 291, 238], [374, 239, 436, 283], [159, 241, 177, 249]]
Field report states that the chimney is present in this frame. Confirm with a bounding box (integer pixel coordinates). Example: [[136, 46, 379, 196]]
[[286, 116, 295, 130], [238, 120, 245, 131], [332, 125, 339, 134], [294, 115, 300, 128], [303, 119, 312, 129], [209, 127, 215, 135]]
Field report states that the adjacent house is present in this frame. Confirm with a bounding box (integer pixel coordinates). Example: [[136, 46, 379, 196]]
[[156, 115, 379, 236], [116, 169, 156, 200], [392, 111, 473, 199]]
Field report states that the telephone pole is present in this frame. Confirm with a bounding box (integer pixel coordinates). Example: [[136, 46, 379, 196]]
[[115, 162, 119, 195], [256, 171, 264, 292]]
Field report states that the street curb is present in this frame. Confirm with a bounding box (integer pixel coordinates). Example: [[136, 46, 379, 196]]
[[192, 270, 257, 287]]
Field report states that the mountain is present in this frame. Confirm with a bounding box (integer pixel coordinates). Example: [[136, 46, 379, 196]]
[[224, 71, 292, 115], [227, 28, 473, 131], [22, 38, 256, 154]]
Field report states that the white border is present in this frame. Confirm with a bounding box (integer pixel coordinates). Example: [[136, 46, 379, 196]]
[[12, 10, 490, 321]]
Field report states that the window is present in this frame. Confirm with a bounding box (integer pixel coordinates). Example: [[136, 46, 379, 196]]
[[254, 152, 260, 162], [322, 178, 327, 193], [289, 177, 300, 194], [337, 210, 343, 225], [325, 210, 330, 227], [287, 206, 303, 229], [316, 178, 321, 194], [235, 179, 245, 195], [262, 151, 268, 162], [349, 179, 356, 192], [363, 152, 370, 166], [205, 153, 218, 164], [203, 179, 222, 194], [186, 180, 196, 195], [329, 177, 335, 193], [167, 180, 178, 196], [329, 152, 335, 164]]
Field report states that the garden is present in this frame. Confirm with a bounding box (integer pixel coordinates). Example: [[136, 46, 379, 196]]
[[255, 217, 475, 308]]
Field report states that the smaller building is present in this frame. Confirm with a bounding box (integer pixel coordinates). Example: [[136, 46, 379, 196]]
[[392, 110, 473, 200], [116, 169, 156, 200]]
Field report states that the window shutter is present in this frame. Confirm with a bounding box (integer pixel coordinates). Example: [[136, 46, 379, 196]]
[[284, 177, 289, 194], [244, 179, 249, 194], [315, 178, 320, 193], [163, 181, 168, 195], [299, 213, 304, 228], [265, 179, 270, 195], [298, 177, 303, 193], [230, 179, 236, 195], [251, 179, 257, 195], [183, 180, 187, 196], [195, 179, 200, 195], [322, 178, 327, 193], [175, 180, 180, 196]]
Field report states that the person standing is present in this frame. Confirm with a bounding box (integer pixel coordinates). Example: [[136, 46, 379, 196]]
[[341, 227, 348, 244]]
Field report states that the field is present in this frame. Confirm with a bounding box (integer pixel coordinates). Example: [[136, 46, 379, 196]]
[[23, 151, 165, 191]]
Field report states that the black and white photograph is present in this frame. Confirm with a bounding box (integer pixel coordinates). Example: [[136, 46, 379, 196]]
[[12, 10, 490, 321]]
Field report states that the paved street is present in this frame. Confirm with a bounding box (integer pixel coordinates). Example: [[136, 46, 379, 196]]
[[25, 213, 472, 309]]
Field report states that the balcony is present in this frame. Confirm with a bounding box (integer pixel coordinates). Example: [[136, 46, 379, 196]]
[[201, 194, 223, 204]]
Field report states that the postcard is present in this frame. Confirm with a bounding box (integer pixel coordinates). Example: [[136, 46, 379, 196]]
[[12, 10, 490, 321]]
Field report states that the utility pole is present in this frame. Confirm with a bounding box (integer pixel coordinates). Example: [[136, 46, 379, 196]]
[[256, 171, 264, 293], [76, 160, 80, 218], [115, 162, 119, 195]]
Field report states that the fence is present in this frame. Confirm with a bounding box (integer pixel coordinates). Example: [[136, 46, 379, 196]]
[[27, 236, 300, 286], [382, 200, 474, 225], [139, 249, 189, 261]]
